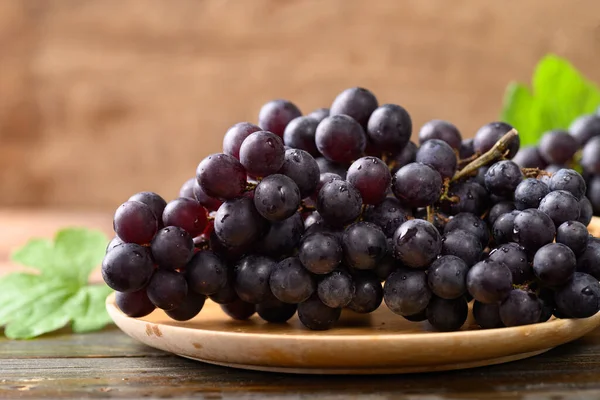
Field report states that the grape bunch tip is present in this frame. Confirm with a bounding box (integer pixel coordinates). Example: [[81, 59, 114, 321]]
[[103, 87, 600, 333]]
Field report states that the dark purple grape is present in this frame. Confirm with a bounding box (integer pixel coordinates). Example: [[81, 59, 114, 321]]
[[549, 169, 586, 200], [239, 131, 286, 178], [256, 212, 304, 258], [393, 219, 442, 269], [316, 179, 363, 227], [297, 294, 341, 330], [492, 210, 519, 245], [466, 260, 512, 304], [283, 116, 319, 156], [146, 269, 188, 311], [221, 299, 256, 320], [150, 226, 194, 270], [570, 114, 600, 145], [427, 255, 468, 299], [106, 236, 124, 253], [554, 272, 600, 318], [392, 163, 442, 208], [330, 87, 378, 128], [538, 190, 580, 228], [185, 250, 228, 295], [346, 156, 391, 205], [441, 229, 482, 267], [307, 108, 330, 123], [473, 122, 520, 159], [538, 287, 555, 322], [403, 309, 428, 322], [196, 153, 247, 199], [214, 197, 267, 248], [192, 180, 223, 212], [581, 136, 600, 175], [342, 222, 387, 270], [444, 212, 489, 247], [258, 99, 302, 138], [488, 242, 532, 284], [128, 192, 167, 227], [539, 130, 579, 165], [253, 174, 301, 222], [113, 201, 158, 245], [317, 270, 355, 308], [426, 296, 468, 332], [579, 196, 594, 226], [384, 269, 431, 316], [269, 257, 315, 304], [484, 160, 523, 197], [223, 122, 262, 160], [373, 251, 399, 281], [533, 242, 576, 286], [514, 178, 550, 210], [279, 149, 320, 198], [256, 297, 297, 323], [347, 272, 383, 313], [209, 277, 239, 305], [513, 146, 547, 169], [316, 115, 366, 164], [179, 178, 196, 199], [165, 291, 206, 321], [459, 138, 475, 159], [115, 289, 156, 318], [390, 141, 417, 173], [163, 198, 208, 237], [513, 209, 556, 252], [366, 104, 412, 153], [473, 301, 503, 329], [415, 139, 458, 179], [576, 239, 600, 280], [363, 197, 411, 237], [208, 230, 249, 265], [488, 201, 516, 225], [556, 221, 589, 256], [315, 157, 348, 178], [234, 255, 276, 304], [442, 180, 489, 216], [499, 289, 542, 327], [102, 243, 154, 293], [418, 120, 462, 149], [299, 232, 342, 274]]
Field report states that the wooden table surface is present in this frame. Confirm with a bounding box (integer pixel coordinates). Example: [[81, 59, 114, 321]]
[[2, 209, 600, 399]]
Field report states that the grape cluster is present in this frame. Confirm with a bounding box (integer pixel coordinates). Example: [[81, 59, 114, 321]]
[[102, 87, 600, 332]]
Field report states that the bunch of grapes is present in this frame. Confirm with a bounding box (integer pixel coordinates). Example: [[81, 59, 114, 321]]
[[102, 87, 600, 332]]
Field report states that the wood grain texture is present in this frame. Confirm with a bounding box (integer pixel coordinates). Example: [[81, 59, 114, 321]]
[[1, 0, 600, 208]]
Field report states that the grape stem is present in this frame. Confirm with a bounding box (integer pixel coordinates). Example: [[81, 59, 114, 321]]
[[426, 206, 434, 223], [451, 128, 519, 183]]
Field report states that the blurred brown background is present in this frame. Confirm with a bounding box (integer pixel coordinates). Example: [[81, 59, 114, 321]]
[[2, 0, 600, 211]]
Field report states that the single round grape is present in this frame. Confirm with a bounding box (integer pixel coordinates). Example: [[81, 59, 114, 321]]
[[473, 121, 520, 159], [115, 289, 156, 318], [297, 294, 342, 330], [392, 163, 442, 208], [418, 120, 462, 149], [467, 260, 512, 304], [299, 232, 342, 275], [441, 180, 489, 216], [342, 222, 387, 270], [256, 299, 297, 323], [307, 107, 330, 123], [101, 243, 154, 293], [165, 291, 206, 321], [570, 114, 600, 145], [427, 255, 469, 299], [185, 250, 228, 295], [473, 301, 503, 329], [258, 99, 302, 138], [282, 116, 319, 156], [150, 226, 193, 270], [488, 201, 516, 225], [581, 136, 600, 175], [162, 198, 208, 238], [533, 243, 576, 287], [426, 296, 468, 332], [316, 179, 363, 227], [492, 210, 519, 245], [223, 122, 262, 160], [384, 269, 431, 316], [363, 197, 411, 238], [239, 131, 286, 178], [253, 174, 301, 222], [220, 299, 256, 320], [179, 178, 196, 200], [330, 87, 378, 128], [499, 289, 542, 327], [279, 149, 320, 198], [146, 269, 188, 311], [214, 197, 267, 248], [579, 196, 594, 226], [390, 141, 417, 173], [315, 157, 348, 178], [113, 201, 158, 245], [106, 236, 124, 253], [366, 104, 412, 153], [538, 190, 580, 228], [514, 178, 550, 210], [459, 138, 475, 159], [256, 212, 304, 258], [196, 153, 247, 199], [484, 160, 523, 197], [346, 156, 391, 205], [513, 209, 556, 252], [317, 270, 355, 308], [315, 115, 366, 164], [444, 212, 489, 248], [347, 272, 383, 314], [513, 146, 547, 169], [576, 239, 600, 280], [393, 219, 442, 269], [556, 221, 589, 256], [128, 192, 167, 226], [415, 139, 458, 179], [233, 255, 276, 304], [192, 180, 223, 212], [441, 229, 482, 267], [269, 257, 315, 304], [554, 272, 600, 318], [488, 242, 532, 285], [549, 169, 586, 200], [539, 130, 579, 165]]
